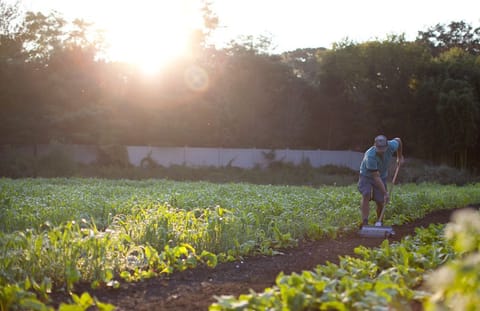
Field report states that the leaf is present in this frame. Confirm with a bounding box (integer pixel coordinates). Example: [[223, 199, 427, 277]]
[[320, 301, 347, 311], [96, 300, 117, 311], [19, 297, 51, 311]]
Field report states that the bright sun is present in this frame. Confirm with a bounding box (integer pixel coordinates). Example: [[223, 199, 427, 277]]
[[92, 0, 202, 74], [25, 0, 205, 74]]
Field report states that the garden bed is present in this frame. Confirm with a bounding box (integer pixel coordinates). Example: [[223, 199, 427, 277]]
[[52, 207, 471, 310]]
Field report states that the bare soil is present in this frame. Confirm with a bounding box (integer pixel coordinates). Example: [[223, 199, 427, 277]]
[[53, 206, 478, 310]]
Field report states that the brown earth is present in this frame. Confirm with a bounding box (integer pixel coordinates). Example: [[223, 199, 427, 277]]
[[53, 206, 478, 310]]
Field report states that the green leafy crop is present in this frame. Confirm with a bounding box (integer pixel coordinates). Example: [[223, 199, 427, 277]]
[[0, 178, 479, 310]]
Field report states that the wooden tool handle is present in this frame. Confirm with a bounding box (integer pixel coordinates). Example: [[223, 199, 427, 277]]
[[377, 162, 401, 223]]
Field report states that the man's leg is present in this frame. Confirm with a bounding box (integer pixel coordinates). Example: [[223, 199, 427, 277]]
[[361, 194, 370, 225], [358, 175, 374, 225], [373, 177, 387, 222], [375, 201, 384, 220]]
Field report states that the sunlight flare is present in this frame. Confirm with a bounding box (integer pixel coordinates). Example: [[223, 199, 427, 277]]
[[92, 0, 203, 74]]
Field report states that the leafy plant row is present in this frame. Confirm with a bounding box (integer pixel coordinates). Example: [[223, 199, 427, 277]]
[[0, 178, 479, 309], [0, 218, 217, 310], [211, 208, 480, 310]]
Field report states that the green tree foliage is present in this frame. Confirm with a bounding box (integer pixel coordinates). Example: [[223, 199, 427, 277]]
[[281, 48, 326, 86], [22, 11, 67, 63], [0, 1, 479, 171], [0, 1, 38, 144], [0, 5, 106, 145], [204, 43, 310, 148], [316, 36, 431, 150], [0, 1, 24, 60], [419, 48, 480, 168], [314, 30, 480, 169], [199, 0, 219, 45], [417, 20, 480, 56]]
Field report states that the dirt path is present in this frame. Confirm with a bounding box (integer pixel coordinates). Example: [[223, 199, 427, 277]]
[[55, 206, 477, 310]]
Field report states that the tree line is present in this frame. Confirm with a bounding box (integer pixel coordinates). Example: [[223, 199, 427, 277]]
[[1, 1, 479, 170]]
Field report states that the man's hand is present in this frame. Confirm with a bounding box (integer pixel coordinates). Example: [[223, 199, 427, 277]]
[[397, 155, 405, 165], [384, 192, 390, 204]]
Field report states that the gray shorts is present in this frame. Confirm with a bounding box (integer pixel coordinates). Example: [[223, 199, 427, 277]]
[[358, 175, 387, 202]]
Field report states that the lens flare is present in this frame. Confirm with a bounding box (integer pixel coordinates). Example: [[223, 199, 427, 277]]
[[184, 65, 209, 92]]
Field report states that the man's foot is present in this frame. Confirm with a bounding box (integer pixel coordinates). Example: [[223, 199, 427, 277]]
[[360, 218, 368, 228]]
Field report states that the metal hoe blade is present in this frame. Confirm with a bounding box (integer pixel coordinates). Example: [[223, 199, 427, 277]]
[[358, 225, 395, 238]]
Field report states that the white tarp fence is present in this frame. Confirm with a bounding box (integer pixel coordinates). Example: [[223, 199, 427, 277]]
[[127, 146, 363, 170], [2, 145, 364, 171]]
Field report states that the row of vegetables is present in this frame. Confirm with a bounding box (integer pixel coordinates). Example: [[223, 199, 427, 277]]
[[212, 208, 480, 310], [0, 178, 479, 310]]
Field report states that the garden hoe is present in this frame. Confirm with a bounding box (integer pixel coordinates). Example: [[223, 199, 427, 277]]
[[358, 162, 400, 238]]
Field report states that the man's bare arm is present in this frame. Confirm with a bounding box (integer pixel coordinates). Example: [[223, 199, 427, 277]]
[[394, 137, 404, 164], [372, 171, 389, 203]]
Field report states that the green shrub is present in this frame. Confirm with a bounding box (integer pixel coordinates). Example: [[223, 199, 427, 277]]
[[0, 146, 37, 178], [400, 159, 475, 185], [318, 164, 357, 176], [36, 146, 77, 177], [96, 145, 130, 168], [140, 151, 161, 169]]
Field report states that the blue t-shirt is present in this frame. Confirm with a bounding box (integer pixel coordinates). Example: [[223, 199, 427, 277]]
[[359, 139, 399, 178]]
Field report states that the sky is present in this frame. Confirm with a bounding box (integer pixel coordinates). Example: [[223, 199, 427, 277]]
[[209, 0, 480, 51], [12, 0, 480, 72]]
